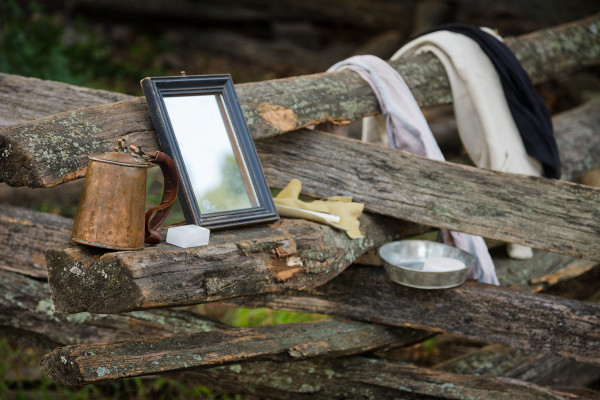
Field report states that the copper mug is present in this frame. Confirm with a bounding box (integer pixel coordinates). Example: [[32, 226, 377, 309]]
[[71, 138, 179, 250]]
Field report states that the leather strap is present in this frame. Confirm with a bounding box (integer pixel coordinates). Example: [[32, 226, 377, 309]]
[[144, 151, 179, 244]]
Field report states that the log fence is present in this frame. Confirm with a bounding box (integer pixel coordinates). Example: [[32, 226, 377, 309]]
[[1, 13, 600, 398]]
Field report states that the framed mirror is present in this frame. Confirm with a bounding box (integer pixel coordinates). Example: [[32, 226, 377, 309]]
[[141, 74, 278, 229]]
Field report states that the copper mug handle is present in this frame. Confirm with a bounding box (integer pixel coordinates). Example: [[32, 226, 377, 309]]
[[144, 151, 179, 244]]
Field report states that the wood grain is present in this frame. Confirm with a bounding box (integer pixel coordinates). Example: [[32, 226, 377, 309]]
[[553, 97, 600, 182], [41, 318, 426, 385], [239, 265, 600, 366]]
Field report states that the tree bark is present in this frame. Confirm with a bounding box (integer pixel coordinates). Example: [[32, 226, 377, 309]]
[[238, 265, 600, 366], [45, 214, 424, 314], [41, 318, 427, 385], [257, 130, 600, 262], [1, 14, 599, 188]]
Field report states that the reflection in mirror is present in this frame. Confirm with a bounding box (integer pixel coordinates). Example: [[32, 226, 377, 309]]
[[163, 94, 258, 214], [142, 74, 278, 230]]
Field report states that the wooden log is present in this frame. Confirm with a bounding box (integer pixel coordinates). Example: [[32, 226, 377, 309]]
[[436, 344, 600, 387], [257, 130, 600, 262], [189, 30, 348, 72], [41, 318, 426, 385], [553, 96, 600, 182], [541, 262, 600, 300], [0, 73, 131, 127], [0, 206, 233, 350], [0, 204, 72, 279], [1, 14, 599, 187], [45, 214, 424, 314], [491, 248, 597, 291], [174, 356, 583, 400], [0, 269, 227, 351], [238, 265, 600, 366], [30, 203, 598, 316]]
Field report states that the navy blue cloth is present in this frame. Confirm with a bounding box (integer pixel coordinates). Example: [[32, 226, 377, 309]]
[[414, 23, 561, 179]]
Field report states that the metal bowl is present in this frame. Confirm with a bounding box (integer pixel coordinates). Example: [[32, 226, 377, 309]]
[[379, 240, 474, 289]]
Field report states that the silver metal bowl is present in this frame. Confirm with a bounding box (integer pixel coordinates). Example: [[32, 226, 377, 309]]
[[379, 240, 474, 289]]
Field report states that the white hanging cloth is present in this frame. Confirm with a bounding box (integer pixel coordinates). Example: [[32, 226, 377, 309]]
[[329, 55, 499, 285]]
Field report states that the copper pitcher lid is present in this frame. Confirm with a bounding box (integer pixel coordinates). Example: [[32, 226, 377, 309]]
[[88, 138, 152, 167]]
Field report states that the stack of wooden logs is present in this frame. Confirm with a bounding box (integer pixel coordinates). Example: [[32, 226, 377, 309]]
[[1, 13, 600, 399]]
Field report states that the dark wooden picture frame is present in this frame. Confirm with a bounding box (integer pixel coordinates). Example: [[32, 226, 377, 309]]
[[141, 74, 278, 230]]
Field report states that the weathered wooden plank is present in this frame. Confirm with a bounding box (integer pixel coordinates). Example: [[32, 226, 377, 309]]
[[0, 204, 72, 279], [258, 130, 600, 261], [69, 0, 412, 31], [46, 214, 424, 314], [238, 265, 600, 366], [436, 344, 600, 387], [174, 356, 582, 400], [505, 13, 600, 85], [41, 318, 425, 385], [0, 269, 227, 351], [1, 14, 599, 187]]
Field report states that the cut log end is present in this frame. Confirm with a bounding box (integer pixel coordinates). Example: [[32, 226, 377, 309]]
[[45, 245, 144, 314], [41, 350, 85, 386]]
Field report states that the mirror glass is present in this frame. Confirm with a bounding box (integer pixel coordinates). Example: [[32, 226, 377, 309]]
[[142, 74, 278, 230], [163, 94, 258, 214]]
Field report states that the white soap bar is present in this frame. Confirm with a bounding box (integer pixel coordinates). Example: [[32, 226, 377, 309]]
[[422, 257, 465, 272], [166, 225, 210, 248]]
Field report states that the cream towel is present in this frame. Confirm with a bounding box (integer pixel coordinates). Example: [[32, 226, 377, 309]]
[[364, 30, 541, 259]]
